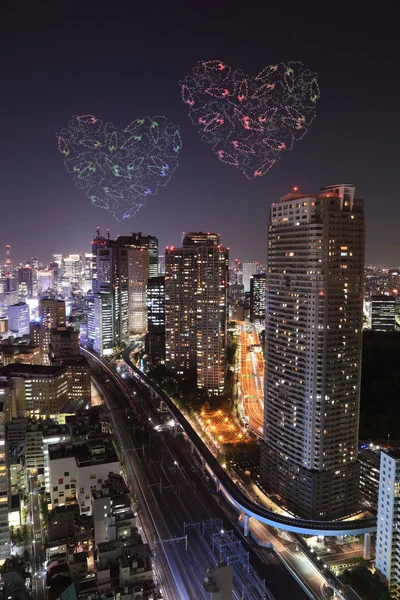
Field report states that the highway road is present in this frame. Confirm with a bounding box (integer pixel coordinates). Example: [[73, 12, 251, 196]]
[[236, 321, 264, 436], [87, 353, 309, 600]]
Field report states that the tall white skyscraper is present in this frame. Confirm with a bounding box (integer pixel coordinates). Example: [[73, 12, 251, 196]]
[[262, 184, 365, 520], [376, 449, 400, 596]]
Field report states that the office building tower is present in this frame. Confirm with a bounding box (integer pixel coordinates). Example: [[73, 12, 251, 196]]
[[91, 229, 129, 351], [49, 327, 91, 402], [116, 232, 158, 278], [87, 293, 114, 355], [145, 276, 165, 362], [3, 276, 18, 308], [250, 274, 266, 324], [83, 252, 94, 293], [37, 269, 54, 295], [7, 302, 30, 337], [233, 259, 242, 285], [242, 262, 258, 292], [39, 299, 66, 365], [0, 364, 68, 417], [0, 401, 10, 560], [126, 248, 149, 334], [371, 295, 396, 331], [165, 232, 229, 395], [158, 254, 165, 274], [53, 254, 63, 274], [261, 184, 365, 520], [17, 266, 35, 299], [375, 449, 400, 596], [63, 254, 82, 288]]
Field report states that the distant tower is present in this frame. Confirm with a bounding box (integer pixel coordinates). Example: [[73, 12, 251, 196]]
[[5, 245, 11, 273]]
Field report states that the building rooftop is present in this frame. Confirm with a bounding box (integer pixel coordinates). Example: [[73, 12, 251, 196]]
[[48, 438, 118, 467], [385, 448, 400, 460], [0, 363, 65, 377]]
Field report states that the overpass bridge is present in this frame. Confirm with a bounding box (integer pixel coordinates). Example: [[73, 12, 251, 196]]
[[81, 345, 377, 537]]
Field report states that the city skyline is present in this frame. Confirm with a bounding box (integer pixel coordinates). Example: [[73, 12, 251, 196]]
[[1, 3, 400, 264]]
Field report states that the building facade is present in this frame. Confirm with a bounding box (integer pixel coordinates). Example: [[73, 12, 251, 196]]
[[145, 276, 165, 362], [376, 449, 400, 597], [261, 184, 365, 520], [249, 274, 266, 324], [39, 299, 66, 365], [165, 233, 229, 395], [371, 295, 396, 331]]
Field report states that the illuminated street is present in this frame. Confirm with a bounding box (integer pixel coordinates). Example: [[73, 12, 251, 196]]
[[236, 321, 264, 436]]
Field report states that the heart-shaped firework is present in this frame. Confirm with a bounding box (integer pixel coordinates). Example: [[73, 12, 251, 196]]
[[180, 60, 319, 179], [57, 114, 182, 220]]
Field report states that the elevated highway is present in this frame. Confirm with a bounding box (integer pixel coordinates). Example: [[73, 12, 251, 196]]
[[80, 346, 376, 537], [120, 348, 377, 538]]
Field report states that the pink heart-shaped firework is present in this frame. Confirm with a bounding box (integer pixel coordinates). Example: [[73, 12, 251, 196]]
[[180, 60, 319, 179]]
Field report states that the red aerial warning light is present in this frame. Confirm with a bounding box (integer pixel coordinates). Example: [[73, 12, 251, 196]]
[[293, 186, 299, 192]]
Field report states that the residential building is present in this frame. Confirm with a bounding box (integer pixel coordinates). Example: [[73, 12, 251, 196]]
[[376, 449, 400, 596], [165, 232, 229, 395], [249, 274, 266, 324], [359, 449, 381, 509], [261, 184, 365, 520], [49, 438, 120, 514], [371, 295, 396, 331], [0, 399, 10, 559]]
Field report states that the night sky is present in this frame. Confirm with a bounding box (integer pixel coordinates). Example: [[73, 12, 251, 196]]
[[1, 1, 399, 265]]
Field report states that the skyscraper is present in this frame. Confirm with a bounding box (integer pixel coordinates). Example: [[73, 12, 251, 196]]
[[117, 232, 159, 278], [145, 276, 165, 362], [91, 229, 129, 352], [249, 274, 266, 324], [39, 299, 66, 364], [0, 399, 10, 559], [375, 449, 400, 596], [165, 233, 229, 395], [261, 184, 365, 520], [63, 254, 82, 288], [371, 295, 396, 331], [242, 262, 258, 292], [126, 248, 149, 334]]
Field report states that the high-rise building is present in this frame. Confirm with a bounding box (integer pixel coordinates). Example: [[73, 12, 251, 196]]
[[371, 295, 396, 331], [116, 232, 158, 278], [49, 327, 91, 403], [375, 449, 400, 596], [91, 229, 129, 351], [249, 274, 266, 324], [39, 299, 66, 365], [7, 302, 30, 337], [261, 184, 365, 520], [126, 248, 149, 334], [63, 254, 82, 288], [87, 292, 114, 355], [83, 252, 94, 293], [145, 276, 165, 362], [0, 400, 10, 559], [242, 262, 258, 292], [165, 232, 229, 395], [37, 269, 54, 295], [17, 266, 35, 299]]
